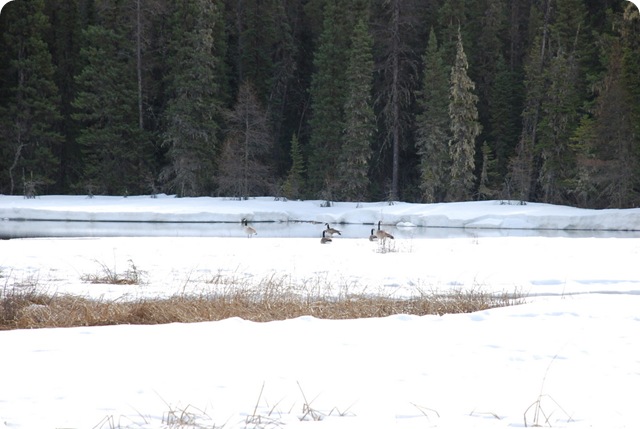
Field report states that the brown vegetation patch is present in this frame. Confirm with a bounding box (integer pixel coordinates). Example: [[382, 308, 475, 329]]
[[1, 282, 523, 330]]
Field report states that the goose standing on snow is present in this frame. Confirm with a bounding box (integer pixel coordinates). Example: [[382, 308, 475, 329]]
[[242, 218, 257, 238], [320, 230, 332, 244], [369, 228, 378, 241], [376, 221, 394, 240], [324, 223, 341, 237]]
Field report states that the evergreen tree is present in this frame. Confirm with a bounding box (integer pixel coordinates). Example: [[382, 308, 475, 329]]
[[505, 0, 532, 70], [373, 0, 421, 201], [621, 2, 640, 150], [0, 0, 635, 201], [536, 53, 579, 203], [282, 133, 305, 200], [229, 0, 293, 103], [573, 42, 638, 208], [437, 0, 468, 65], [508, 0, 549, 202], [488, 54, 521, 181], [471, 0, 506, 97], [261, 1, 299, 174], [447, 27, 481, 202], [338, 16, 374, 202], [217, 82, 273, 199], [306, 0, 347, 198], [573, 5, 640, 208], [43, 0, 83, 191], [415, 28, 450, 203], [0, 0, 62, 196], [160, 0, 226, 196], [509, 0, 592, 204], [470, 0, 509, 188], [73, 23, 149, 195], [535, 0, 589, 204], [478, 141, 499, 199], [549, 0, 589, 55]]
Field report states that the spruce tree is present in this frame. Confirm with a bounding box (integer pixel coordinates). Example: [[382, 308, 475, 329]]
[[478, 141, 499, 199], [415, 28, 450, 203], [536, 53, 579, 203], [307, 0, 347, 198], [535, 0, 589, 204], [573, 5, 640, 208], [437, 0, 468, 66], [509, 0, 592, 204], [447, 27, 481, 201], [621, 2, 640, 156], [488, 54, 521, 181], [230, 0, 294, 104], [260, 1, 299, 173], [283, 133, 305, 200], [508, 1, 549, 202], [574, 40, 638, 208], [0, 0, 62, 195], [73, 23, 148, 195], [338, 17, 374, 202], [160, 0, 226, 197], [42, 0, 82, 191], [472, 0, 506, 110], [470, 0, 509, 192]]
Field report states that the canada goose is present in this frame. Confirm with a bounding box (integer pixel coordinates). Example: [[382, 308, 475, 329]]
[[376, 221, 394, 240], [324, 223, 341, 236], [320, 230, 332, 244], [369, 228, 378, 241], [241, 218, 257, 238]]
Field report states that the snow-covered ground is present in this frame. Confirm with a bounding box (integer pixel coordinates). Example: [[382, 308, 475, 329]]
[[1, 195, 639, 428], [3, 194, 640, 229]]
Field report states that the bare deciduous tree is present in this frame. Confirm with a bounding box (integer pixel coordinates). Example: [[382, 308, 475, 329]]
[[217, 82, 274, 199]]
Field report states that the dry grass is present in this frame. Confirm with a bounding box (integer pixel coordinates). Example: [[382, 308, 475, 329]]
[[0, 274, 524, 330], [81, 258, 146, 285]]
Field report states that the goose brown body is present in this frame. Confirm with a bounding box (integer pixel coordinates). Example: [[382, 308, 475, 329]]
[[324, 223, 341, 236], [376, 221, 394, 239]]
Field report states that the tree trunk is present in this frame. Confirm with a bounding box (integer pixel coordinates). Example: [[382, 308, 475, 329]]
[[9, 140, 24, 196], [390, 0, 400, 201], [530, 0, 551, 144], [136, 0, 143, 130], [244, 112, 249, 198], [514, 0, 551, 201]]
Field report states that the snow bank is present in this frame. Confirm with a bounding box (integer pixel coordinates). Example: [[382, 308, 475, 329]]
[[2, 195, 640, 230]]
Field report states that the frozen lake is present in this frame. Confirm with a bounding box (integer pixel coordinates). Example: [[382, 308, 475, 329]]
[[3, 219, 640, 239]]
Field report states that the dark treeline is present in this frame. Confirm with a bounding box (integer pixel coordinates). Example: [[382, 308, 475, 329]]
[[1, 0, 639, 207]]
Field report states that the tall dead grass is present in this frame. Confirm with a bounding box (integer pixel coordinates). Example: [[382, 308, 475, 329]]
[[1, 275, 524, 330]]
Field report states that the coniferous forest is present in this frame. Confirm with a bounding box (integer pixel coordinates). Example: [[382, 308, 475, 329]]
[[0, 0, 639, 208]]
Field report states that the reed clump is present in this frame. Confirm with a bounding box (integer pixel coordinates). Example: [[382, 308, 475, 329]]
[[1, 275, 523, 330]]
